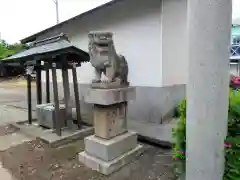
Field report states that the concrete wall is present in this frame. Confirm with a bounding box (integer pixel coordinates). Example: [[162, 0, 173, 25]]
[[42, 82, 186, 124], [161, 0, 188, 86], [36, 0, 186, 123]]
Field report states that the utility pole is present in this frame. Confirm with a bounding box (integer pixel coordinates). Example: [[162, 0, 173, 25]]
[[52, 0, 59, 24]]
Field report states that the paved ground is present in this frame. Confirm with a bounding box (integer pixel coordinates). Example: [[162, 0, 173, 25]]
[[0, 84, 36, 180], [0, 83, 36, 124]]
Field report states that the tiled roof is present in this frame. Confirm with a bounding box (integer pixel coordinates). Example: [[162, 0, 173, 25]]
[[3, 34, 89, 63]]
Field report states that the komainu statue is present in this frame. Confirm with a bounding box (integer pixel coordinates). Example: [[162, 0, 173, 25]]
[[88, 31, 129, 88]]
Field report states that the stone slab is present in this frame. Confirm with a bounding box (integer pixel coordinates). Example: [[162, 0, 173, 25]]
[[91, 82, 129, 89], [84, 87, 136, 105], [94, 103, 127, 139], [79, 144, 143, 175], [85, 131, 138, 161], [13, 121, 94, 147]]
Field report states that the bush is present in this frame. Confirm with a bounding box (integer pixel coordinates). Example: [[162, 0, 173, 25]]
[[172, 99, 186, 176], [173, 89, 240, 179]]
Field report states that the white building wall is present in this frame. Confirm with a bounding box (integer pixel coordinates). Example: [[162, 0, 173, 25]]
[[230, 63, 239, 76], [34, 0, 186, 124], [161, 0, 188, 86], [39, 0, 162, 87]]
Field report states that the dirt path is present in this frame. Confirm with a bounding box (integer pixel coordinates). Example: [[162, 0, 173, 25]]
[[0, 138, 175, 180]]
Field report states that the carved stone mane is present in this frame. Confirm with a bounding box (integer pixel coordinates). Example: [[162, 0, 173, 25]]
[[88, 31, 129, 88]]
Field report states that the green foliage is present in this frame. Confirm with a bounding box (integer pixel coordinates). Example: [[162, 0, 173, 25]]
[[173, 89, 240, 179], [0, 39, 25, 60], [172, 99, 186, 176], [224, 89, 240, 180]]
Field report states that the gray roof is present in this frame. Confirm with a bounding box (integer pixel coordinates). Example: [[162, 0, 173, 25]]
[[3, 34, 89, 63], [21, 0, 118, 44]]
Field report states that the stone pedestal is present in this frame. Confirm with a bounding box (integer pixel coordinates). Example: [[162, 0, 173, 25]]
[[93, 102, 127, 140], [79, 87, 143, 175]]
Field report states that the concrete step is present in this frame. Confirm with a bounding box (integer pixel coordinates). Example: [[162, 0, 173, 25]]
[[127, 119, 177, 147]]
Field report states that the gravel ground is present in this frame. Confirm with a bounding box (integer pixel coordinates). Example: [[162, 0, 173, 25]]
[[0, 139, 176, 180]]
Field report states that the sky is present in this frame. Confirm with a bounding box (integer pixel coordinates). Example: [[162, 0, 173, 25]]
[[0, 0, 111, 43], [0, 0, 240, 44]]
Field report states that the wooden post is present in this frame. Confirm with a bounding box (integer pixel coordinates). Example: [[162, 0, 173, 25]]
[[27, 71, 32, 124], [72, 63, 81, 129], [36, 60, 42, 104], [61, 59, 72, 127], [52, 62, 61, 136], [45, 64, 50, 103]]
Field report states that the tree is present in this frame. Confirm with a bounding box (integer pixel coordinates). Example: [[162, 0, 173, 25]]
[[0, 39, 25, 60]]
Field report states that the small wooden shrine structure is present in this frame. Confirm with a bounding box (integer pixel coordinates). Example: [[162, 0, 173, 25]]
[[3, 33, 90, 136]]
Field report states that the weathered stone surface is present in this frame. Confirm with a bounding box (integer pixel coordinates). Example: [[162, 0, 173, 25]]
[[85, 131, 138, 161], [36, 103, 66, 129], [91, 82, 129, 89], [84, 87, 135, 105], [13, 122, 94, 147], [93, 103, 127, 139], [79, 144, 143, 175], [88, 31, 129, 86]]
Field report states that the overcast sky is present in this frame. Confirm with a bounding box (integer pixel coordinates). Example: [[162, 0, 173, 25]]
[[0, 0, 240, 44]]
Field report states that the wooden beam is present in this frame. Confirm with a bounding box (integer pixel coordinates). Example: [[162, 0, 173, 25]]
[[27, 74, 32, 124], [61, 59, 72, 127], [36, 61, 42, 104], [72, 63, 81, 129], [52, 62, 61, 136], [46, 67, 50, 103]]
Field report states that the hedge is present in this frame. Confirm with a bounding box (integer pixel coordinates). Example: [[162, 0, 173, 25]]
[[172, 89, 240, 179]]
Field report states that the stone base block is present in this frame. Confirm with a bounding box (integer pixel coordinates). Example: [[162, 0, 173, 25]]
[[36, 103, 66, 129], [79, 144, 143, 175], [94, 103, 127, 139], [84, 87, 136, 105], [85, 131, 138, 161], [13, 121, 94, 148]]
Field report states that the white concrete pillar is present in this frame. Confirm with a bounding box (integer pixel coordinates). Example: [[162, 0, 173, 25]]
[[186, 0, 232, 180]]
